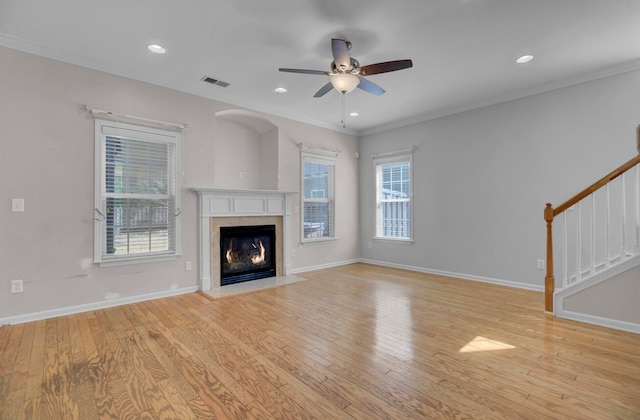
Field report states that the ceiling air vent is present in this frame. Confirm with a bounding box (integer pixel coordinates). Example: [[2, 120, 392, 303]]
[[201, 76, 230, 88]]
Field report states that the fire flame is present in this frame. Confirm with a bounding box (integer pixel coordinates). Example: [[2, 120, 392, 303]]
[[250, 240, 266, 264], [225, 239, 234, 264], [225, 238, 266, 265]]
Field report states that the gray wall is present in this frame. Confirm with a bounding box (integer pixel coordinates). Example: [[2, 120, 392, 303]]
[[359, 69, 640, 288], [0, 46, 359, 322], [1, 43, 637, 323], [565, 264, 640, 325]]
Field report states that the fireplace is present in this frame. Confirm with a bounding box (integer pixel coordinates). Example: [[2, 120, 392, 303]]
[[220, 224, 276, 285], [192, 188, 295, 291]]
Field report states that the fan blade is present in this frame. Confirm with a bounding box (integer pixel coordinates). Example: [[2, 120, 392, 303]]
[[357, 77, 385, 96], [313, 82, 334, 98], [358, 59, 413, 76], [279, 68, 328, 75], [331, 39, 351, 71]]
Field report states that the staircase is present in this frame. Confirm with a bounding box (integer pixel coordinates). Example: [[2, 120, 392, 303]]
[[544, 126, 640, 332]]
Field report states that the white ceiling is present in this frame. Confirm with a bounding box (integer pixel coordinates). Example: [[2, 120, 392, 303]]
[[1, 0, 639, 135]]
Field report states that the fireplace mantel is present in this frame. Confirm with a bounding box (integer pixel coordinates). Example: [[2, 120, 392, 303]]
[[191, 188, 298, 290]]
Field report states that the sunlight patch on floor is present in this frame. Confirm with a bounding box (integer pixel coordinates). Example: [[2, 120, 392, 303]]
[[459, 336, 516, 353]]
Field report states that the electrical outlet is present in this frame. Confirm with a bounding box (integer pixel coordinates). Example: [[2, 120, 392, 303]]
[[11, 279, 23, 293], [291, 248, 296, 257], [12, 198, 25, 212], [185, 261, 192, 271], [536, 259, 545, 270]]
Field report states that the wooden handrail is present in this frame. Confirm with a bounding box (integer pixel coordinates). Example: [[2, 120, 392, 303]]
[[544, 125, 640, 312], [553, 154, 640, 217]]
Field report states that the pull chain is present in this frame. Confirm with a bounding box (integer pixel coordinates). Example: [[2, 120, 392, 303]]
[[341, 92, 346, 128]]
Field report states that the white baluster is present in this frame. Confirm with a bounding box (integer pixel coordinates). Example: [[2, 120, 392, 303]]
[[563, 212, 568, 287], [591, 193, 596, 275], [621, 174, 627, 260], [635, 165, 640, 254], [576, 201, 582, 283], [605, 183, 611, 267]]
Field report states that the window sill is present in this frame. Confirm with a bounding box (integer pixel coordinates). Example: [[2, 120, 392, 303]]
[[302, 237, 337, 245], [95, 254, 179, 267], [373, 237, 414, 244]]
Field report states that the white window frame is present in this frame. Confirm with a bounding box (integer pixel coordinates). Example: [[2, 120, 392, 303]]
[[94, 119, 181, 266], [373, 152, 413, 242], [301, 152, 336, 243]]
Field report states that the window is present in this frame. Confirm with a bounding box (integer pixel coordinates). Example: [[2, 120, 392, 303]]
[[375, 154, 412, 240], [94, 120, 181, 265], [302, 153, 335, 241]]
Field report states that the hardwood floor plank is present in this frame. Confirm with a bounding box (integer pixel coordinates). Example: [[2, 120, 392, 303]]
[[8, 321, 35, 395], [135, 324, 198, 403], [3, 389, 24, 419], [67, 316, 89, 382], [185, 395, 218, 419], [41, 333, 79, 418], [325, 361, 449, 418], [0, 326, 10, 359], [117, 331, 166, 415], [276, 383, 354, 419], [173, 328, 255, 407], [144, 322, 255, 419], [23, 320, 47, 402], [77, 312, 120, 418], [1, 263, 638, 419], [157, 378, 197, 420], [20, 397, 42, 419], [108, 375, 138, 419], [0, 323, 24, 410]]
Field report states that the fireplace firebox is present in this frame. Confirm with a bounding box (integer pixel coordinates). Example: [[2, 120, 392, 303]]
[[220, 225, 276, 286]]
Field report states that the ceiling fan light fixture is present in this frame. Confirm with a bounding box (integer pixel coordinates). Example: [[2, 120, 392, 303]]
[[330, 73, 359, 93]]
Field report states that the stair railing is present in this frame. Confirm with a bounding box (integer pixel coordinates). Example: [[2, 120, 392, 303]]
[[544, 126, 640, 313]]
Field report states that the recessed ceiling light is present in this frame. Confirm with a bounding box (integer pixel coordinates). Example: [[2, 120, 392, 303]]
[[349, 112, 359, 117], [516, 54, 534, 64], [147, 44, 166, 54], [275, 87, 287, 93]]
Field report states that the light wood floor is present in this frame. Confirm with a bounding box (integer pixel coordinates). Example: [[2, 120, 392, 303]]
[[1, 263, 638, 419]]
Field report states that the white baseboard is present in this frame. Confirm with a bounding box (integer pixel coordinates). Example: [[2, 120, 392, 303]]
[[291, 259, 360, 274], [359, 259, 544, 292], [0, 286, 199, 326], [559, 311, 640, 334]]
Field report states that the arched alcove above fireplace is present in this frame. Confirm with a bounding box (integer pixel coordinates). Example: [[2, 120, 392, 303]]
[[214, 109, 280, 190], [214, 109, 277, 135]]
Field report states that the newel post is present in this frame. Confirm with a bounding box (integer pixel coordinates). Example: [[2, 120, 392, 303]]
[[544, 203, 555, 313]]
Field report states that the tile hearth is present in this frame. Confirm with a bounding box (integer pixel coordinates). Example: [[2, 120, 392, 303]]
[[199, 275, 307, 299]]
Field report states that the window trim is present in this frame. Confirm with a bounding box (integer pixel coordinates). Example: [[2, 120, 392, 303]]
[[373, 152, 414, 241], [94, 119, 182, 267], [301, 151, 337, 243]]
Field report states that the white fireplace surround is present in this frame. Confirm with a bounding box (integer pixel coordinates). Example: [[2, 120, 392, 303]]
[[192, 188, 298, 290]]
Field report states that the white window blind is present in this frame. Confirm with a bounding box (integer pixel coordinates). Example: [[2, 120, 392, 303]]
[[375, 154, 412, 240], [302, 153, 336, 241], [95, 120, 181, 265]]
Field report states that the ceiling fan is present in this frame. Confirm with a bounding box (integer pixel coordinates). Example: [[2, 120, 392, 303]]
[[279, 38, 413, 97]]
